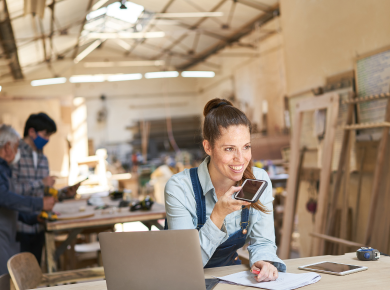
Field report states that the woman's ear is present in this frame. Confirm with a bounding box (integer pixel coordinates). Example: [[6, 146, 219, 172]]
[[203, 140, 212, 156]]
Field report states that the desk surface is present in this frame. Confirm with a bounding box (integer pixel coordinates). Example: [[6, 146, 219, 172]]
[[46, 198, 166, 231], [34, 253, 390, 290]]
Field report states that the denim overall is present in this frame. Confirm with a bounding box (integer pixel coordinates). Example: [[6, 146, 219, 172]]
[[165, 168, 250, 268]]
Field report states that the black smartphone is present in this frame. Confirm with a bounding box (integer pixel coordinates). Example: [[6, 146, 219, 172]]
[[70, 176, 89, 187], [234, 179, 268, 203]]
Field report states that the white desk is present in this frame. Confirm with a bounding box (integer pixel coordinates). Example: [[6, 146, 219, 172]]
[[31, 252, 390, 289]]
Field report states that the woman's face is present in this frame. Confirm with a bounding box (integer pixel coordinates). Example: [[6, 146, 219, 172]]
[[204, 125, 251, 182]]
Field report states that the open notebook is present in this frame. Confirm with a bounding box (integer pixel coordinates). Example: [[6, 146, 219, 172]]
[[216, 271, 321, 290]]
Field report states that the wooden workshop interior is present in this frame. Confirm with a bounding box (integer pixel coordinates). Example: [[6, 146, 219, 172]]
[[0, 0, 390, 289]]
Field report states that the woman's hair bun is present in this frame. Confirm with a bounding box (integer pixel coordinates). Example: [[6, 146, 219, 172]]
[[203, 98, 234, 117]]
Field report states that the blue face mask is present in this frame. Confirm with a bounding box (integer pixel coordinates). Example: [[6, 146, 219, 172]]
[[33, 134, 49, 150]]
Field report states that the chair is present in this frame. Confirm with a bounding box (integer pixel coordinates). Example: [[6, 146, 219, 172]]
[[0, 274, 10, 290], [7, 252, 105, 290]]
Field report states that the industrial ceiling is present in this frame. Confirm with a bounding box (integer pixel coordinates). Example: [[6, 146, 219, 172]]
[[0, 0, 279, 83]]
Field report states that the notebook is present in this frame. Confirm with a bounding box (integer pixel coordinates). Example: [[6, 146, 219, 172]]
[[216, 271, 321, 290]]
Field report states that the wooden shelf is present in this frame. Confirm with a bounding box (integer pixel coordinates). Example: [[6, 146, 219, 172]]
[[343, 122, 390, 130]]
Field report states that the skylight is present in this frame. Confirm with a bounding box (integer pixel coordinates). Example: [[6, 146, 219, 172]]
[[86, 1, 144, 24]]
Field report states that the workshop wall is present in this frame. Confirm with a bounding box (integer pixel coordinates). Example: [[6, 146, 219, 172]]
[[195, 17, 287, 135], [83, 77, 199, 148], [280, 0, 390, 96], [0, 98, 70, 176]]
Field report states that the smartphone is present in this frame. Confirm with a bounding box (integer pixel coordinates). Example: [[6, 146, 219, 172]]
[[70, 176, 89, 187], [234, 179, 268, 203]]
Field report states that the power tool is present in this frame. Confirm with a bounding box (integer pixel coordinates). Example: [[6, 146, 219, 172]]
[[39, 186, 62, 221], [130, 196, 154, 212], [356, 247, 380, 261], [40, 186, 76, 221]]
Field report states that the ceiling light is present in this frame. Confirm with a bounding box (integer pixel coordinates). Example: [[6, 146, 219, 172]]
[[118, 60, 165, 67], [181, 71, 215, 78], [87, 32, 165, 39], [0, 86, 2, 92], [91, 0, 109, 11], [106, 2, 143, 23], [156, 12, 223, 18], [86, 7, 106, 20], [83, 60, 165, 68], [31, 77, 67, 86], [145, 71, 179, 79], [69, 75, 105, 83], [107, 74, 142, 82], [119, 0, 127, 9], [74, 40, 104, 63]]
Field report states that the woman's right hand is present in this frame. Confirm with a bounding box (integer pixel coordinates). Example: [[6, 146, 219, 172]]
[[210, 186, 251, 229]]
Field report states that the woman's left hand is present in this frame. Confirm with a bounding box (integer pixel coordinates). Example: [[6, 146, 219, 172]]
[[251, 260, 278, 282]]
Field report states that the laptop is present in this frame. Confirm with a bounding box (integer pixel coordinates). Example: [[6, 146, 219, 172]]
[[99, 229, 208, 290]]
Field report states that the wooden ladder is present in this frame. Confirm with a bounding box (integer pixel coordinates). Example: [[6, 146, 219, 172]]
[[318, 92, 390, 254]]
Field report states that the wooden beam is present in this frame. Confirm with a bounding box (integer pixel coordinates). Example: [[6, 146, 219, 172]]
[[365, 98, 390, 245], [310, 233, 365, 248], [312, 94, 340, 255], [343, 122, 390, 130], [324, 93, 356, 252], [153, 0, 229, 60], [342, 92, 390, 104], [279, 93, 339, 259], [72, 0, 93, 59], [178, 5, 279, 70]]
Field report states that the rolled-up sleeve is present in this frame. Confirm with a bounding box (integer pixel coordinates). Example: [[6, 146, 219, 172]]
[[165, 177, 228, 266], [247, 173, 286, 272]]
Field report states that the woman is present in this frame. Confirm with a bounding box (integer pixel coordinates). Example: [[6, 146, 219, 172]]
[[165, 98, 286, 282]]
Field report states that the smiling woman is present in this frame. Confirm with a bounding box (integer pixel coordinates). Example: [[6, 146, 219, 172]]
[[164, 98, 286, 282]]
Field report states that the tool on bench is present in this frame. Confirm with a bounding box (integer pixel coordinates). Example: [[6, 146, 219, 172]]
[[130, 196, 154, 212], [40, 177, 89, 221], [356, 247, 380, 261]]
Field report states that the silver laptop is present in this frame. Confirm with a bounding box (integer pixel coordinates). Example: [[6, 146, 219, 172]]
[[99, 229, 206, 290]]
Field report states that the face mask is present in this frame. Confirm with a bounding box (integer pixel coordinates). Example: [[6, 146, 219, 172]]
[[11, 149, 21, 165], [33, 134, 49, 150]]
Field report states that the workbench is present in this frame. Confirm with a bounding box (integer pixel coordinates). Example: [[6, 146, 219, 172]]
[[35, 252, 390, 289], [45, 197, 166, 273]]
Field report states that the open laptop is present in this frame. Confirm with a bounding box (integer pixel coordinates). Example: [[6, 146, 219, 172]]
[[99, 229, 208, 290]]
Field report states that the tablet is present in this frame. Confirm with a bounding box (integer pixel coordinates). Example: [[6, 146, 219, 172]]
[[298, 261, 368, 276]]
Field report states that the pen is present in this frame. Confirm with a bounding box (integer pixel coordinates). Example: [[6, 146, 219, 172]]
[[252, 269, 260, 275]]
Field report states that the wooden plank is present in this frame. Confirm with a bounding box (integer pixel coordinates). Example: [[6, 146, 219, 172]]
[[310, 233, 365, 248], [279, 101, 303, 259], [312, 94, 340, 255], [46, 201, 166, 231], [56, 213, 95, 221], [353, 148, 366, 240], [324, 97, 355, 248], [41, 267, 105, 285], [342, 92, 390, 104], [365, 99, 390, 245], [45, 232, 57, 273], [280, 92, 339, 259], [343, 122, 390, 130], [339, 132, 352, 254], [296, 93, 336, 113]]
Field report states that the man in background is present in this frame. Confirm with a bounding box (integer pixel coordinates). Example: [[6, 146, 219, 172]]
[[10, 113, 78, 265], [0, 124, 55, 275]]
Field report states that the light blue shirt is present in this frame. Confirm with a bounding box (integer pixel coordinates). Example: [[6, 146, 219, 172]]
[[164, 157, 286, 271]]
